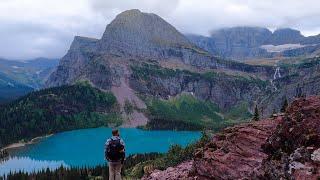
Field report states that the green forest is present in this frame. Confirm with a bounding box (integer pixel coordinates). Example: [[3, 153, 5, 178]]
[[0, 83, 122, 148], [143, 94, 251, 131]]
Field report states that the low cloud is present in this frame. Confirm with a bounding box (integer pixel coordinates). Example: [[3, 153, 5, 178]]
[[1, 0, 320, 59]]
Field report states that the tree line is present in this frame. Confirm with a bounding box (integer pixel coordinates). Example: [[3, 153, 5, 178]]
[[0, 83, 121, 149]]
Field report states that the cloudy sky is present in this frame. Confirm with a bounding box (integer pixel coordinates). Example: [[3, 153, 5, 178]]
[[1, 0, 320, 59]]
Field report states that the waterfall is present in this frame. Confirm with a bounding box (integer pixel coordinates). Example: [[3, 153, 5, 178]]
[[270, 79, 277, 91], [273, 67, 281, 80], [271, 66, 281, 91]]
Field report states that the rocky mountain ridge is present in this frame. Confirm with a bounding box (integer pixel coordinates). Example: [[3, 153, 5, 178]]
[[46, 9, 320, 127], [188, 27, 320, 61], [46, 9, 277, 126], [47, 10, 217, 127], [143, 96, 320, 179]]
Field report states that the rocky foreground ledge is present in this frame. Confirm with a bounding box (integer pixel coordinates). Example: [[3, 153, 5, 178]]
[[143, 96, 320, 179]]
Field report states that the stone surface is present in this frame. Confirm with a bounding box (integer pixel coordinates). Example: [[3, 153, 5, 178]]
[[311, 149, 320, 163], [144, 97, 320, 179], [143, 161, 196, 180]]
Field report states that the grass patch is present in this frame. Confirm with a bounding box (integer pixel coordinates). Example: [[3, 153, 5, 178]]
[[224, 101, 252, 121], [144, 94, 235, 131]]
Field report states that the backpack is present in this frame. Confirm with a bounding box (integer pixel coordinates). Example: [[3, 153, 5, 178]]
[[106, 139, 124, 161]]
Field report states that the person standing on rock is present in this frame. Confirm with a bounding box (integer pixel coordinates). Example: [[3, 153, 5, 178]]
[[105, 129, 125, 180]]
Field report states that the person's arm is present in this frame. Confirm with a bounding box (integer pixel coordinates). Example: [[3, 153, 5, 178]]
[[104, 139, 110, 161], [120, 139, 125, 150], [120, 139, 125, 163]]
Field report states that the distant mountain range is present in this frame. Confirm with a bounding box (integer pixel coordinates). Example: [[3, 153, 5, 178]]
[[0, 72, 33, 103], [187, 27, 320, 61], [0, 58, 59, 103], [0, 58, 59, 88]]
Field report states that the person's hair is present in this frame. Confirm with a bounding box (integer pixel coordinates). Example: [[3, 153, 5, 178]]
[[112, 129, 119, 136]]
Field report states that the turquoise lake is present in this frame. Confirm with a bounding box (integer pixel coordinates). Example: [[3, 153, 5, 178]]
[[0, 127, 201, 175]]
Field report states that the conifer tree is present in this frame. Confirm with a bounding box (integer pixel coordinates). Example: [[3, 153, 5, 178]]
[[252, 105, 260, 121], [281, 98, 288, 113]]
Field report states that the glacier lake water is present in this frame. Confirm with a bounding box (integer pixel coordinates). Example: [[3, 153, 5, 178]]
[[0, 127, 201, 175]]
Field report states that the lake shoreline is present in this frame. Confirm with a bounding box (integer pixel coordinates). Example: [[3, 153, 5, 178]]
[[0, 128, 201, 175], [1, 134, 53, 152]]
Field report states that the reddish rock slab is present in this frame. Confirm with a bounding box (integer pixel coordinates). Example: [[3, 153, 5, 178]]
[[193, 119, 280, 179], [142, 160, 198, 180], [143, 96, 320, 180]]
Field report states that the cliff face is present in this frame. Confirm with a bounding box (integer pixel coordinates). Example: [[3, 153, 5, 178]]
[[143, 96, 320, 179], [130, 63, 270, 111], [46, 36, 101, 87], [266, 28, 304, 45], [46, 9, 320, 123], [46, 9, 221, 89], [47, 10, 280, 89], [47, 9, 234, 127], [211, 27, 272, 60], [188, 27, 320, 61], [261, 57, 320, 115], [46, 9, 280, 121]]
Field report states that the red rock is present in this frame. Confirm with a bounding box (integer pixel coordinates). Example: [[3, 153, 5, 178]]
[[142, 161, 198, 180], [144, 96, 320, 180]]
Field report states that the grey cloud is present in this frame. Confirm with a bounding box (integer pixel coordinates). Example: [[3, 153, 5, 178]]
[[0, 21, 73, 59], [1, 0, 320, 59]]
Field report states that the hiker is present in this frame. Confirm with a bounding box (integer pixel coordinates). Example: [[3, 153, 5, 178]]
[[105, 129, 125, 180]]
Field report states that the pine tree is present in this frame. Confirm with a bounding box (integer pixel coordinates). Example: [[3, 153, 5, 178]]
[[252, 105, 260, 121], [295, 84, 303, 98], [281, 98, 288, 113]]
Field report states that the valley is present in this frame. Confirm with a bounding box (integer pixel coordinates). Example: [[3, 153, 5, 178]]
[[0, 7, 320, 180], [0, 58, 58, 103]]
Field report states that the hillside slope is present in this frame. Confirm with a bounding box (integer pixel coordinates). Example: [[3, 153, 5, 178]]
[[0, 72, 33, 103], [143, 96, 320, 179], [0, 83, 121, 148], [0, 58, 59, 89]]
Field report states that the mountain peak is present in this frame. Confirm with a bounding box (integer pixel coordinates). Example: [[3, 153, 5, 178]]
[[117, 9, 142, 16], [70, 36, 98, 51], [99, 9, 192, 56], [273, 28, 302, 34], [265, 28, 304, 45]]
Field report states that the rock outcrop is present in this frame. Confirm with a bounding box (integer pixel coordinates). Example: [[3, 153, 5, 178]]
[[144, 96, 320, 179], [259, 96, 320, 179], [130, 63, 271, 111], [265, 28, 304, 45]]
